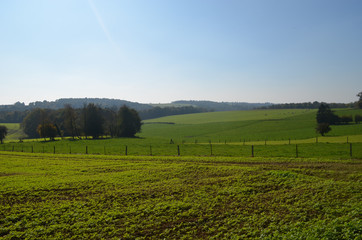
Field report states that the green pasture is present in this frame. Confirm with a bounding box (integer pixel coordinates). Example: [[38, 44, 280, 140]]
[[0, 123, 26, 141], [144, 109, 314, 124], [2, 108, 362, 159], [141, 108, 362, 142], [0, 152, 360, 239], [2, 108, 362, 143]]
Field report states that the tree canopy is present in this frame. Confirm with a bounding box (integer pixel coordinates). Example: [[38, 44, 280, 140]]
[[82, 103, 104, 139], [316, 103, 339, 125], [357, 92, 362, 109], [117, 105, 142, 137], [37, 123, 58, 141]]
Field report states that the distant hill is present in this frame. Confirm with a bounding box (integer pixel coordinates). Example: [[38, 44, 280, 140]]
[[259, 101, 354, 109], [171, 100, 273, 111], [0, 98, 274, 123], [1, 98, 272, 113], [0, 98, 153, 112]]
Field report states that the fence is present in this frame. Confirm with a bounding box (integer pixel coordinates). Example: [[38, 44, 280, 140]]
[[1, 141, 360, 159]]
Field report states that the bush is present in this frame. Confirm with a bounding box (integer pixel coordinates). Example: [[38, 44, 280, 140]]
[[339, 115, 353, 124], [355, 114, 362, 124], [37, 123, 58, 140]]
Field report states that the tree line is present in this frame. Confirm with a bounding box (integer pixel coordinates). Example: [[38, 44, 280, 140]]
[[262, 101, 355, 109], [21, 104, 142, 140], [0, 103, 207, 123], [264, 92, 362, 110]]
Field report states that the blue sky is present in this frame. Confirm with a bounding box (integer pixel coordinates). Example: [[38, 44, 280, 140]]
[[1, 0, 361, 104]]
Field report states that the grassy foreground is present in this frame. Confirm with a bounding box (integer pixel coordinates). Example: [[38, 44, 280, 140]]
[[0, 152, 361, 239]]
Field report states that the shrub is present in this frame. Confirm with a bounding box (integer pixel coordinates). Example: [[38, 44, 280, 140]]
[[355, 114, 362, 124], [339, 115, 353, 124]]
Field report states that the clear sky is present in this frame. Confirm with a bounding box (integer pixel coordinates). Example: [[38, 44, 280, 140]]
[[1, 0, 361, 105]]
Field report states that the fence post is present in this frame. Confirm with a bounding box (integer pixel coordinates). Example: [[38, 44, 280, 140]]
[[125, 146, 128, 156], [53, 146, 55, 154], [350, 143, 352, 157], [150, 146, 152, 156], [177, 145, 180, 156], [210, 144, 213, 156], [251, 145, 254, 157], [86, 146, 88, 154]]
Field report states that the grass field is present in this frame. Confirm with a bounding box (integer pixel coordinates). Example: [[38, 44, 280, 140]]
[[2, 108, 362, 159], [141, 108, 362, 143], [0, 123, 26, 141], [0, 152, 361, 239]]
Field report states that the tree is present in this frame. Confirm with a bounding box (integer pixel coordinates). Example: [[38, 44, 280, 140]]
[[316, 123, 331, 136], [22, 108, 49, 138], [117, 105, 142, 137], [63, 104, 79, 139], [103, 108, 118, 138], [339, 115, 353, 125], [355, 114, 362, 124], [37, 123, 58, 141], [82, 103, 104, 139], [0, 125, 8, 144], [316, 103, 339, 125], [358, 92, 362, 101], [316, 103, 339, 136], [357, 92, 362, 109]]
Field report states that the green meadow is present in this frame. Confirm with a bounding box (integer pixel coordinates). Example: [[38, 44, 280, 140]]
[[1, 123, 26, 141], [2, 108, 362, 159], [141, 108, 362, 143]]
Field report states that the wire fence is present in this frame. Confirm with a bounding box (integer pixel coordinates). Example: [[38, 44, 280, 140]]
[[1, 141, 361, 159]]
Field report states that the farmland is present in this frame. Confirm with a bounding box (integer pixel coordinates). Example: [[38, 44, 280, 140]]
[[0, 152, 361, 239], [1, 108, 362, 239]]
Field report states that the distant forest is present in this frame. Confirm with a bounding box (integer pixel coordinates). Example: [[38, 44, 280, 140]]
[[0, 98, 355, 123], [0, 98, 271, 123], [260, 102, 355, 109], [171, 100, 273, 111]]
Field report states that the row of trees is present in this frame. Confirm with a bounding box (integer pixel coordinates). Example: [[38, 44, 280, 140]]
[[265, 91, 362, 110], [22, 104, 142, 140], [0, 104, 206, 124]]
